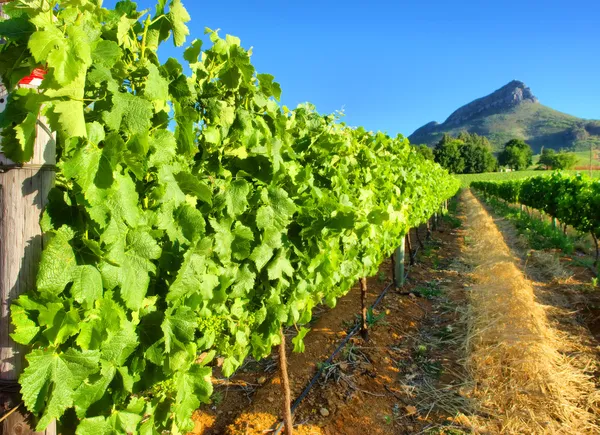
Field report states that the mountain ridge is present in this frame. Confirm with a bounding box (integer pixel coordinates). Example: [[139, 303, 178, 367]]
[[409, 81, 600, 152]]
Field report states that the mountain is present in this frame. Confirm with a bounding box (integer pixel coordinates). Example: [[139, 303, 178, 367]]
[[408, 80, 600, 152]]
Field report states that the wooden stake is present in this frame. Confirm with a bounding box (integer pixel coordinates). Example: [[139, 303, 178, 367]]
[[390, 254, 396, 288], [394, 239, 405, 288], [406, 231, 415, 266], [426, 219, 432, 240], [0, 21, 57, 435], [359, 277, 368, 341], [278, 328, 293, 435], [592, 233, 599, 270], [415, 225, 424, 249]]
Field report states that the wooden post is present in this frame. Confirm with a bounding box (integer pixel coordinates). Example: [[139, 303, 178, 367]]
[[1, 4, 57, 432], [390, 254, 396, 289], [426, 219, 432, 240], [415, 225, 424, 249], [394, 237, 405, 288], [406, 231, 415, 266], [359, 277, 368, 341], [278, 328, 293, 435]]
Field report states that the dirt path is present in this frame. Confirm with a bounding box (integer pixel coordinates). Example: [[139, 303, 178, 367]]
[[463, 189, 600, 434]]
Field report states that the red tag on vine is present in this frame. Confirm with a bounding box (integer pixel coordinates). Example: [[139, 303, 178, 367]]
[[19, 67, 47, 86]]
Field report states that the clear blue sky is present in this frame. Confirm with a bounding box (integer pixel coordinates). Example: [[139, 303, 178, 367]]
[[107, 0, 600, 138]]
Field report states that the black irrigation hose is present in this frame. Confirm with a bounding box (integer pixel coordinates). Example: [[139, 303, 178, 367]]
[[271, 245, 421, 434]]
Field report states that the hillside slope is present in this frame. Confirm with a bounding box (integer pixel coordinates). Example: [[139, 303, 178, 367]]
[[409, 81, 600, 152]]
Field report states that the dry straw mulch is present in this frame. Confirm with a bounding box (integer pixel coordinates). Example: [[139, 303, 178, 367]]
[[463, 190, 599, 434]]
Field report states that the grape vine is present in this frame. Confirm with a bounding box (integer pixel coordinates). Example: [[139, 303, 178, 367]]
[[472, 172, 600, 264], [0, 1, 459, 433]]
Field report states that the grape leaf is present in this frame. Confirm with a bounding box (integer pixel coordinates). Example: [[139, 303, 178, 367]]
[[36, 226, 76, 295], [20, 348, 100, 430]]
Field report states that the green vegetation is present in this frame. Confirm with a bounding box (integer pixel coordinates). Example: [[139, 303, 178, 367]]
[[537, 148, 578, 170], [534, 149, 600, 169], [433, 132, 497, 174], [498, 139, 533, 170], [413, 143, 435, 161], [0, 1, 459, 433]]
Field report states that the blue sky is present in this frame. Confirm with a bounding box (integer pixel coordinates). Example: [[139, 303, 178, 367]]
[[108, 0, 600, 137]]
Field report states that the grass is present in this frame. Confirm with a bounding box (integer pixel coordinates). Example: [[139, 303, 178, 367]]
[[456, 169, 600, 187]]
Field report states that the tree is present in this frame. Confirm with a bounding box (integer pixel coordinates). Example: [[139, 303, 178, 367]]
[[434, 139, 465, 174], [538, 148, 556, 169], [498, 139, 533, 170], [433, 132, 497, 174], [551, 152, 578, 169], [413, 144, 435, 161], [537, 148, 577, 170]]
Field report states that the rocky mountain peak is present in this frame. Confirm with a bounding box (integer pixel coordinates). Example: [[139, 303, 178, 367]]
[[444, 80, 538, 126]]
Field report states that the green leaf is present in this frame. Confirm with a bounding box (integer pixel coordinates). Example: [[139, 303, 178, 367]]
[[230, 264, 255, 297], [118, 228, 162, 310], [28, 27, 65, 63], [101, 321, 138, 366], [36, 226, 76, 295], [231, 223, 254, 261], [225, 179, 250, 217], [143, 63, 169, 104], [103, 92, 153, 135], [168, 0, 191, 46], [174, 365, 212, 430], [291, 327, 310, 353], [10, 305, 40, 345], [92, 40, 121, 67], [76, 416, 110, 435], [167, 244, 219, 302], [250, 243, 273, 272], [32, 25, 92, 86], [267, 250, 294, 281], [38, 303, 80, 346], [86, 121, 106, 145], [162, 306, 197, 353], [73, 363, 117, 418], [72, 265, 103, 309], [175, 204, 206, 244], [183, 38, 202, 63], [0, 88, 42, 162], [257, 73, 282, 101], [52, 100, 87, 138], [174, 172, 212, 204], [20, 348, 100, 430]]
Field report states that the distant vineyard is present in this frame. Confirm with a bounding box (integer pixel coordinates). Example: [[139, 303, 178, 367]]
[[0, 1, 458, 433], [458, 169, 600, 187], [471, 172, 600, 264]]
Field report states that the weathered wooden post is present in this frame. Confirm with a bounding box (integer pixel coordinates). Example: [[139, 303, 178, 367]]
[[278, 328, 293, 435], [394, 236, 405, 288], [0, 4, 57, 432], [359, 277, 368, 340]]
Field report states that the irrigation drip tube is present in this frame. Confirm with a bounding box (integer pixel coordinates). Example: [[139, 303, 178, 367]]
[[272, 244, 421, 434]]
